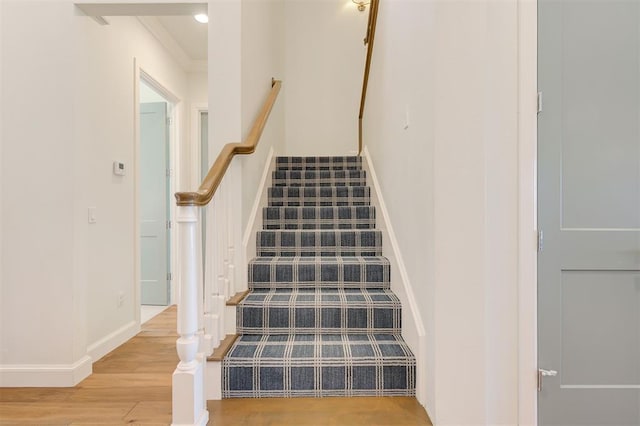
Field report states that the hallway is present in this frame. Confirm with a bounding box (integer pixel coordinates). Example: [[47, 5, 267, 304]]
[[0, 306, 430, 425]]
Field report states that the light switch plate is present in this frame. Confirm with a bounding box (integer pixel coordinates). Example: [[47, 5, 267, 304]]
[[88, 207, 97, 224]]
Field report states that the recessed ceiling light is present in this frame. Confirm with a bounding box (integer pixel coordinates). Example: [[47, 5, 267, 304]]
[[194, 13, 208, 24]]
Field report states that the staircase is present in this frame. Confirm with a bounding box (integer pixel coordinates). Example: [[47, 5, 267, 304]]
[[222, 156, 415, 398]]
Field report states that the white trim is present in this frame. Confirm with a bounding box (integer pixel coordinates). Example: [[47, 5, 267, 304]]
[[86, 320, 139, 363], [561, 385, 640, 389], [241, 147, 275, 276], [76, 2, 208, 18], [134, 59, 142, 325], [361, 147, 427, 407], [190, 103, 209, 189], [517, 0, 538, 425], [205, 360, 222, 400], [0, 356, 92, 387]]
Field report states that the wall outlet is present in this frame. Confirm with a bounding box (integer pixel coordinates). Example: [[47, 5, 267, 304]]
[[117, 291, 125, 308]]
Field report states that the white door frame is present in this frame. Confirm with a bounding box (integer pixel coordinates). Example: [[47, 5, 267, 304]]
[[518, 0, 538, 424], [134, 59, 182, 320], [190, 102, 209, 188]]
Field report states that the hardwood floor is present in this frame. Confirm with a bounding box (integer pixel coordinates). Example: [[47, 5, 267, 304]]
[[0, 306, 431, 425], [208, 397, 431, 426]]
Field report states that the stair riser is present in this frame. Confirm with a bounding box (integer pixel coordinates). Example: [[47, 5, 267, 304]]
[[237, 305, 401, 334], [263, 207, 376, 230], [223, 334, 416, 398], [271, 178, 367, 188], [276, 165, 363, 171], [268, 186, 371, 207], [258, 249, 381, 257], [248, 260, 390, 289], [272, 171, 366, 188], [256, 230, 383, 257], [273, 171, 366, 179], [223, 367, 416, 398], [275, 156, 362, 171]]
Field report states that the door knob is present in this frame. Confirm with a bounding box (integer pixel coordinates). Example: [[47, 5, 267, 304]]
[[538, 368, 558, 392]]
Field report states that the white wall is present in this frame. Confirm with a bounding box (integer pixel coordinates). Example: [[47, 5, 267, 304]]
[[0, 0, 5, 365], [1, 1, 84, 378], [240, 0, 285, 228], [75, 14, 191, 349], [203, 0, 285, 298], [187, 71, 208, 188], [1, 1, 200, 385], [364, 1, 520, 424], [188, 72, 208, 106], [283, 0, 366, 155], [363, 0, 436, 415]]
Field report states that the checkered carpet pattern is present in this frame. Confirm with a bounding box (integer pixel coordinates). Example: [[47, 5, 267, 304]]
[[223, 156, 415, 398], [256, 230, 383, 256]]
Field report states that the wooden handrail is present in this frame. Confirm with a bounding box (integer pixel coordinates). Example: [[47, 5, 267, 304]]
[[358, 0, 380, 155], [175, 79, 282, 206]]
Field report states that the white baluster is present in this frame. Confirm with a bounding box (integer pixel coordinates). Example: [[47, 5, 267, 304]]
[[202, 205, 215, 356], [217, 294, 226, 341], [222, 180, 230, 300], [195, 215, 205, 354], [172, 205, 208, 426]]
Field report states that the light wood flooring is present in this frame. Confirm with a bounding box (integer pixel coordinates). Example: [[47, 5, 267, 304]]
[[0, 306, 431, 425]]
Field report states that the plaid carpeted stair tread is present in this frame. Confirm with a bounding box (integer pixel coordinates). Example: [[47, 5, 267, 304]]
[[236, 288, 402, 335], [272, 170, 367, 187], [223, 155, 415, 398], [263, 206, 376, 230], [222, 333, 415, 398], [268, 186, 371, 207], [256, 230, 383, 257], [275, 156, 362, 171], [248, 256, 390, 289]]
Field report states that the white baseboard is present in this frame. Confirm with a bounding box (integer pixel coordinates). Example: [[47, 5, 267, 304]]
[[0, 355, 92, 387], [242, 147, 275, 268], [361, 146, 427, 407], [87, 320, 139, 362]]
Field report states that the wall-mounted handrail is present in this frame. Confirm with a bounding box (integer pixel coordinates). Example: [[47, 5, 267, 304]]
[[176, 79, 282, 206], [358, 0, 380, 155]]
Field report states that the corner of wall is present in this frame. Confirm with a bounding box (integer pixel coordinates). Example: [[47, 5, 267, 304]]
[[86, 320, 139, 364]]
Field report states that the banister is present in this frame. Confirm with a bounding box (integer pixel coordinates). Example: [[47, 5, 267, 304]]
[[358, 0, 379, 155], [176, 79, 282, 207]]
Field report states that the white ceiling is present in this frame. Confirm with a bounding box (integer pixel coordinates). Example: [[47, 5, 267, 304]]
[[156, 16, 208, 61], [137, 16, 208, 72], [77, 2, 208, 72]]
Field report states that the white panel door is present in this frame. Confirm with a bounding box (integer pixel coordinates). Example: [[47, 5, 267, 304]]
[[140, 102, 170, 306], [538, 1, 640, 424]]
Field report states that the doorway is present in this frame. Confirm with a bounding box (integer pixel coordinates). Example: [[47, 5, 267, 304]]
[[139, 76, 174, 312], [538, 1, 640, 424]]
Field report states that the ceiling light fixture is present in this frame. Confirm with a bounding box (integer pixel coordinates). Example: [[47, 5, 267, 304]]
[[194, 13, 209, 24], [352, 0, 370, 12]]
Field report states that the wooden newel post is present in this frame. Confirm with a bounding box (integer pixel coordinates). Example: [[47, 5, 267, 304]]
[[172, 205, 209, 426]]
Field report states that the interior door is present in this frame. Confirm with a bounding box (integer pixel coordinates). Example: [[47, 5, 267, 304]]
[[140, 102, 170, 306], [538, 1, 640, 424]]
